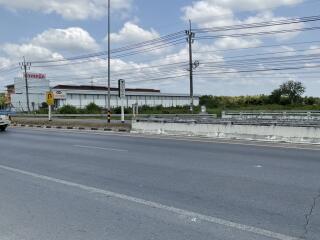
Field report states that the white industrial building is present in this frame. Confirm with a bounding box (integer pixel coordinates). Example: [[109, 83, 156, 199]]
[[52, 85, 199, 109], [10, 73, 49, 112], [8, 74, 199, 111]]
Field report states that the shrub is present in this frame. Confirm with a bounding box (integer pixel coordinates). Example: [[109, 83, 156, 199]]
[[58, 105, 78, 114], [85, 103, 102, 114], [112, 107, 130, 114]]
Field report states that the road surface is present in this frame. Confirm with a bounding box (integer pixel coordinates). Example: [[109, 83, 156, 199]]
[[0, 127, 319, 240]]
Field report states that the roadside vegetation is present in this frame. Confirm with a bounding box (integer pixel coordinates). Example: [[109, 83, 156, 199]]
[[43, 104, 200, 115], [0, 93, 6, 108], [32, 98, 200, 115], [201, 81, 320, 116]]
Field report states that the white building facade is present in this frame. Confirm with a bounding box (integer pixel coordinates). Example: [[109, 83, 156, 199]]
[[8, 81, 199, 112], [52, 85, 199, 109], [10, 73, 49, 112]]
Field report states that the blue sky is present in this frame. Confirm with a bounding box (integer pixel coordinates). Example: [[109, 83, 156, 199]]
[[0, 0, 319, 96]]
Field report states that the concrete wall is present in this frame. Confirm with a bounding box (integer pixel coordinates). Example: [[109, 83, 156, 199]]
[[132, 121, 320, 144]]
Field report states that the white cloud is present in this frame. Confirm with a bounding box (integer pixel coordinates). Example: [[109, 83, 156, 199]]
[[213, 37, 262, 49], [0, 57, 12, 69], [242, 12, 304, 41], [0, 0, 132, 20], [267, 46, 297, 57], [182, 0, 301, 28], [32, 27, 99, 53], [182, 1, 235, 28], [110, 22, 160, 45], [2, 43, 63, 61], [182, 1, 305, 44], [309, 45, 320, 54], [202, 0, 303, 12]]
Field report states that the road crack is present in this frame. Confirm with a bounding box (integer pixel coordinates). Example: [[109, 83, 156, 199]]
[[301, 189, 320, 239]]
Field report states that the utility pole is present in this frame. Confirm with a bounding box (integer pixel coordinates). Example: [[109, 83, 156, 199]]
[[19, 57, 31, 113], [107, 0, 111, 123], [186, 20, 195, 113]]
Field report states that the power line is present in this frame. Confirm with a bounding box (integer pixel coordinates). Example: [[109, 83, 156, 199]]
[[198, 52, 320, 67], [193, 15, 320, 34], [26, 15, 320, 66], [33, 52, 320, 85], [31, 39, 186, 68], [30, 31, 186, 65], [196, 26, 320, 40]]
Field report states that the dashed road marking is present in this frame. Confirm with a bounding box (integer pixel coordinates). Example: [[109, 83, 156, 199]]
[[73, 144, 128, 152]]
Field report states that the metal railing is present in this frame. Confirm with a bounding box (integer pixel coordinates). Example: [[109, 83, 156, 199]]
[[136, 114, 217, 124], [222, 111, 320, 120]]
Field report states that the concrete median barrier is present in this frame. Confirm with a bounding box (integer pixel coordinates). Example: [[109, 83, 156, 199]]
[[132, 121, 320, 144]]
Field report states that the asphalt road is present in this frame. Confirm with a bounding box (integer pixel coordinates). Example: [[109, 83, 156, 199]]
[[0, 127, 319, 240]]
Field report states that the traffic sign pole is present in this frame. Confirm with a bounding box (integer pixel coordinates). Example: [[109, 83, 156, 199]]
[[48, 105, 52, 121], [46, 92, 54, 122], [118, 79, 126, 124], [121, 98, 125, 124]]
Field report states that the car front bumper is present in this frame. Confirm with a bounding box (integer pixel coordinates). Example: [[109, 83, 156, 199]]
[[0, 120, 10, 127]]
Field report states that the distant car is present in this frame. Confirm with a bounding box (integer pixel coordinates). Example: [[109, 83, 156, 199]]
[[0, 115, 10, 131]]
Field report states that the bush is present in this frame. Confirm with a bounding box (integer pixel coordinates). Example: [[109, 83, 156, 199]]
[[304, 97, 317, 105], [112, 107, 130, 114], [58, 105, 78, 114], [35, 102, 48, 114], [85, 103, 102, 114]]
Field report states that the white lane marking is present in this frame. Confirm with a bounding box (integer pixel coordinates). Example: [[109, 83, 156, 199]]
[[13, 126, 320, 152], [0, 164, 299, 240], [73, 145, 128, 152]]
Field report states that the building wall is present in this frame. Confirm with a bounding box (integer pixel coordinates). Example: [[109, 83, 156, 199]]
[[57, 92, 199, 109], [11, 93, 46, 111], [9, 88, 200, 112]]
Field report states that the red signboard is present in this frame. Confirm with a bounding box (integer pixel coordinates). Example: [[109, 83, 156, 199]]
[[25, 73, 46, 79]]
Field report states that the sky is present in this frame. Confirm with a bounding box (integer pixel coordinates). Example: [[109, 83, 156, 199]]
[[0, 0, 319, 96]]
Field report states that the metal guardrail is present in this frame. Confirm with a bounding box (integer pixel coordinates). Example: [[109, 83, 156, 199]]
[[222, 111, 320, 120], [136, 118, 320, 127], [136, 114, 217, 124], [136, 112, 320, 127]]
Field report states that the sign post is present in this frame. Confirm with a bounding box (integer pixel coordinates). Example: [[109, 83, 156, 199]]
[[118, 79, 126, 124], [132, 103, 139, 119], [46, 92, 54, 121]]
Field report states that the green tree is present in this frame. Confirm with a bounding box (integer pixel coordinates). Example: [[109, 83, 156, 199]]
[[279, 81, 305, 104], [0, 93, 5, 107], [269, 89, 282, 104]]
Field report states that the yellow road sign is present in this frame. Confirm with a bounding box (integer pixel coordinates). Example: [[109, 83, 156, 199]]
[[46, 92, 54, 106]]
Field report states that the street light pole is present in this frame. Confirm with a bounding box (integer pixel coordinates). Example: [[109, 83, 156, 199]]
[[107, 0, 111, 123]]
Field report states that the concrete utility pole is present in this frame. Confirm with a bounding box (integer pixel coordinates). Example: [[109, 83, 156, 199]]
[[107, 0, 111, 123], [20, 57, 31, 113], [186, 20, 195, 113]]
